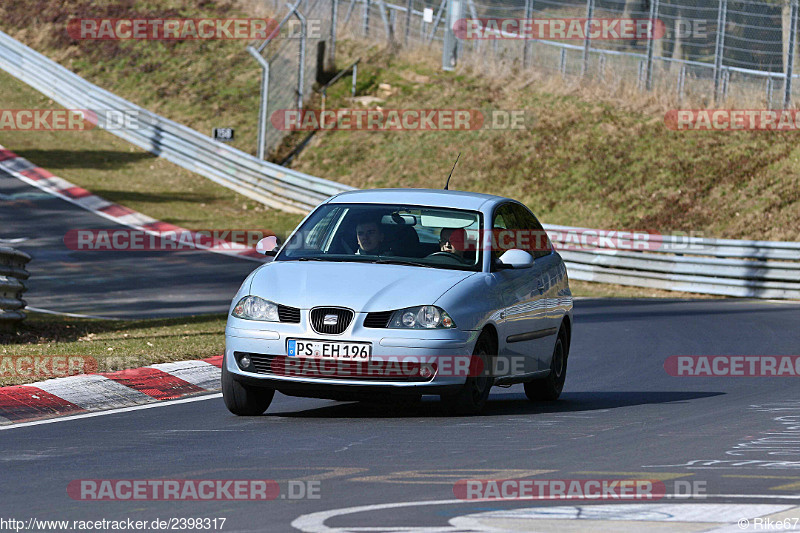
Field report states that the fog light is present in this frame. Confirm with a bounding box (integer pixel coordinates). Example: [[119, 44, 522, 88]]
[[239, 355, 251, 369]]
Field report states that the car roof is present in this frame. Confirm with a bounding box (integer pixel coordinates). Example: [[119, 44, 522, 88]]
[[327, 188, 510, 211]]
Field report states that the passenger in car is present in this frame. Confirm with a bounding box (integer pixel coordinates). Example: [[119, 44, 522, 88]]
[[355, 217, 387, 255]]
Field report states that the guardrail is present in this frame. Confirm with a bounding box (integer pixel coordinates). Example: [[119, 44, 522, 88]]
[[0, 31, 354, 214], [0, 247, 31, 329], [1, 32, 798, 299], [544, 224, 800, 299]]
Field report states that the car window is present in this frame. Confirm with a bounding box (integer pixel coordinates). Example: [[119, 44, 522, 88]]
[[277, 203, 483, 272], [491, 203, 518, 261], [510, 203, 552, 259]]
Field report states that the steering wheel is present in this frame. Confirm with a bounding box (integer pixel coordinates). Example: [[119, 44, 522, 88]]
[[426, 251, 465, 261]]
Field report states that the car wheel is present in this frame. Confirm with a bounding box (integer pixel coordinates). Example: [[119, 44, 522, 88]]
[[222, 356, 275, 415], [441, 333, 494, 415], [524, 330, 568, 402]]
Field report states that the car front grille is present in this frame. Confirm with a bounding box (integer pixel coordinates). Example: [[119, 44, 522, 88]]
[[235, 353, 432, 382], [277, 304, 301, 323], [363, 311, 394, 328], [309, 307, 353, 335]]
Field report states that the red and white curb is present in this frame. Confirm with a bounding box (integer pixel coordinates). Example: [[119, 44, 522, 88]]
[[0, 355, 222, 425], [0, 144, 266, 261]]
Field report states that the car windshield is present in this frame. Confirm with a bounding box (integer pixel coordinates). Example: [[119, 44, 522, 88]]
[[275, 203, 483, 272]]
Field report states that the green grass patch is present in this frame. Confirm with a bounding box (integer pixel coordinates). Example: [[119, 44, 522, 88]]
[[0, 312, 226, 387]]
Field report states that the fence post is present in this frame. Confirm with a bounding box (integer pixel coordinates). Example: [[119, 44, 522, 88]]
[[377, 0, 394, 43], [442, 0, 461, 70], [404, 0, 413, 45], [328, 0, 337, 71], [427, 0, 447, 44], [247, 46, 270, 160], [363, 0, 370, 36], [644, 0, 659, 90], [523, 0, 532, 68], [294, 8, 307, 110], [784, 0, 798, 108], [713, 0, 728, 103], [581, 0, 594, 77]]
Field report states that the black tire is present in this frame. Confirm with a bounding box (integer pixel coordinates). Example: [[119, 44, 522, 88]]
[[222, 357, 275, 416], [524, 330, 568, 402], [440, 333, 494, 415]]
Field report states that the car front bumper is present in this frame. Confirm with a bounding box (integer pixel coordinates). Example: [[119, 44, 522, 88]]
[[225, 315, 478, 394]]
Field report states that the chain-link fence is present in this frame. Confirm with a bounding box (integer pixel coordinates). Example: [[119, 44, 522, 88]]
[[333, 0, 800, 107], [251, 0, 334, 157], [253, 0, 799, 155]]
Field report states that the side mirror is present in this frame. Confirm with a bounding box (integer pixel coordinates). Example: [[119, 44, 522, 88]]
[[496, 249, 535, 269], [256, 236, 279, 256]]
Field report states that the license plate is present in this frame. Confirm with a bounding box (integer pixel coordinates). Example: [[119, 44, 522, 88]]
[[287, 339, 371, 361]]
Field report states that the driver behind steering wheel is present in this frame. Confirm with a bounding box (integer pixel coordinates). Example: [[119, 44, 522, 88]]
[[439, 228, 466, 258]]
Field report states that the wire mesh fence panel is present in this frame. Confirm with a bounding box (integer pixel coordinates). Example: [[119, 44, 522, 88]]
[[250, 0, 800, 151], [257, 0, 332, 153]]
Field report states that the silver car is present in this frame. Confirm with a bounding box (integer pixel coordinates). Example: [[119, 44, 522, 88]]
[[223, 189, 573, 415]]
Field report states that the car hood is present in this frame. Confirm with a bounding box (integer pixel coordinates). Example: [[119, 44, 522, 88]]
[[248, 261, 477, 312]]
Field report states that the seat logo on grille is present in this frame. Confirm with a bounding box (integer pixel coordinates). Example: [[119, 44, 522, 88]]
[[323, 314, 338, 326]]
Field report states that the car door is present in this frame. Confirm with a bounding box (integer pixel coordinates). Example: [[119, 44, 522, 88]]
[[490, 203, 547, 377], [508, 203, 562, 370]]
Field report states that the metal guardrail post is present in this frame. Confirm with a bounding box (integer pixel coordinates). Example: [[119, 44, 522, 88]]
[[784, 0, 798, 108], [713, 0, 728, 103], [352, 62, 358, 96], [581, 0, 594, 78], [644, 0, 659, 90]]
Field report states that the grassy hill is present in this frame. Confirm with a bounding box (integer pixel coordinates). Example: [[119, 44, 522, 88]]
[[2, 0, 797, 243]]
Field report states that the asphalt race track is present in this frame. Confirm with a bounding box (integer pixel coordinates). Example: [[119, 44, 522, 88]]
[[0, 170, 259, 318], [2, 298, 799, 531]]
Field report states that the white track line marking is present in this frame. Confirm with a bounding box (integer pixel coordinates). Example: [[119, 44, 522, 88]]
[[0, 393, 222, 431], [291, 498, 800, 532], [26, 306, 125, 320]]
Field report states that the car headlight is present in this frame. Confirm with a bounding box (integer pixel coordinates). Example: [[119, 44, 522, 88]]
[[232, 296, 279, 321], [388, 306, 456, 329]]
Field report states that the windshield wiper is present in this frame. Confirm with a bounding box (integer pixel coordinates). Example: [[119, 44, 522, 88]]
[[370, 258, 435, 268], [294, 257, 344, 262]]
